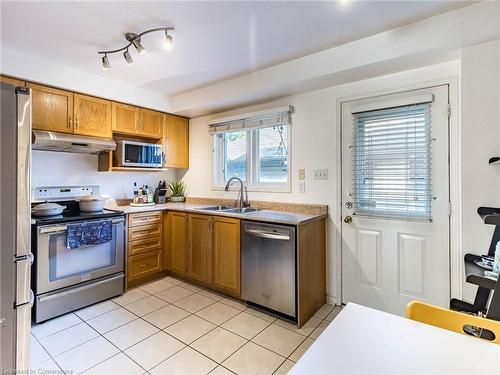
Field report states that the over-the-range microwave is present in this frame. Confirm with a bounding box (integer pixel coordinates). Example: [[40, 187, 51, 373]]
[[114, 140, 163, 168]]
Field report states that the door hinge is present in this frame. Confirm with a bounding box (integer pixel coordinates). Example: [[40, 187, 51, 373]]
[[447, 104, 451, 118], [448, 202, 452, 216]]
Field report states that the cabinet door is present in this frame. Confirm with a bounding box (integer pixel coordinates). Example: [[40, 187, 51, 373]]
[[140, 109, 163, 138], [28, 83, 73, 133], [112, 102, 139, 135], [188, 214, 212, 284], [212, 217, 241, 295], [74, 94, 112, 138], [0, 75, 25, 86], [166, 211, 189, 274], [164, 115, 189, 168]]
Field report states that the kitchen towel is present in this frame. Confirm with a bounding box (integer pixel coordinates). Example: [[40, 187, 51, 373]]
[[66, 219, 112, 249]]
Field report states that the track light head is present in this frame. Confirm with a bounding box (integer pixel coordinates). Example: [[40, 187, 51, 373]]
[[126, 33, 146, 55], [165, 31, 173, 49], [101, 54, 110, 70], [123, 49, 134, 65]]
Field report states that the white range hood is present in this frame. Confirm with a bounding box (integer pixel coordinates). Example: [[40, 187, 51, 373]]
[[32, 130, 116, 154]]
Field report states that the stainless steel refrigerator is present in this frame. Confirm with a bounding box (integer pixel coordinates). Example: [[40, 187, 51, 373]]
[[0, 82, 33, 371]]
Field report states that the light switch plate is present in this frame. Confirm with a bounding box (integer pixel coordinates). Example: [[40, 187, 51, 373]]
[[299, 181, 305, 193], [298, 168, 305, 180], [313, 169, 328, 180]]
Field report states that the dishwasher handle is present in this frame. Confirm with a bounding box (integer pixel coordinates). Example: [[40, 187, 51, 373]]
[[244, 228, 290, 241]]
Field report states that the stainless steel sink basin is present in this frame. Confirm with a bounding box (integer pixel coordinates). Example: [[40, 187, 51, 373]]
[[197, 205, 234, 211], [223, 207, 260, 214]]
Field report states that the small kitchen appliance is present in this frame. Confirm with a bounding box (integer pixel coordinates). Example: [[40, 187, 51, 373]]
[[31, 185, 125, 323], [114, 140, 163, 168]]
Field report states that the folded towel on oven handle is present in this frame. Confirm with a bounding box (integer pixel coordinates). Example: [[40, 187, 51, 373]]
[[66, 219, 113, 249]]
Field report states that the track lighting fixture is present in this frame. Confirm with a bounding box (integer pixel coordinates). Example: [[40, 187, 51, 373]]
[[98, 26, 174, 69], [123, 49, 133, 65], [101, 54, 110, 70], [165, 31, 173, 49]]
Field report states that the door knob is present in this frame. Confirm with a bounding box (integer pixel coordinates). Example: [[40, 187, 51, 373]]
[[344, 216, 352, 224]]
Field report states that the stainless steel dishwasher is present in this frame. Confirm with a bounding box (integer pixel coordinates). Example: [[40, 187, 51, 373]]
[[241, 221, 296, 318]]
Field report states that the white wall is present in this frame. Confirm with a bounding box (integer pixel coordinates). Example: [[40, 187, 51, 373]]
[[460, 39, 500, 301], [32, 150, 177, 200], [182, 60, 461, 302]]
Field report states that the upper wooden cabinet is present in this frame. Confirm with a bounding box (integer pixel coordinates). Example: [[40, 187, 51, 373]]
[[140, 109, 163, 138], [164, 115, 189, 168], [188, 214, 212, 284], [212, 217, 241, 295], [165, 211, 189, 274], [112, 102, 139, 135], [28, 83, 74, 134], [1, 75, 25, 87], [74, 94, 112, 138]]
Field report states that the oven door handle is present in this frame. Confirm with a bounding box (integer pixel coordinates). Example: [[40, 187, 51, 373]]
[[39, 217, 125, 234]]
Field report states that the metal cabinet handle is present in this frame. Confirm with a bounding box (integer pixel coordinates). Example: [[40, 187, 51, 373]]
[[244, 229, 290, 241], [344, 216, 353, 224], [68, 117, 72, 129]]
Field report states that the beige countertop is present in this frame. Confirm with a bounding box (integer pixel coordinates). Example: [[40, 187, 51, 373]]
[[106, 201, 327, 226]]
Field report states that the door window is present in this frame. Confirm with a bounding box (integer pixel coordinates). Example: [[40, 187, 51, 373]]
[[352, 103, 432, 220]]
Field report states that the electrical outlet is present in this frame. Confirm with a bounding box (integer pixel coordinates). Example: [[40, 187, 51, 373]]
[[299, 181, 305, 193], [298, 168, 305, 180], [313, 169, 328, 180]]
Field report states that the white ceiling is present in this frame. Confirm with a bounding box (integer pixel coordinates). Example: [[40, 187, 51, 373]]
[[1, 1, 468, 97]]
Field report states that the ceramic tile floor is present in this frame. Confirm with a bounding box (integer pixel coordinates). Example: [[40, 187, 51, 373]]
[[30, 276, 343, 374]]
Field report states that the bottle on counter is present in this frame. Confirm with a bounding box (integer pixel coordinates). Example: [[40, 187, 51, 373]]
[[133, 182, 139, 204]]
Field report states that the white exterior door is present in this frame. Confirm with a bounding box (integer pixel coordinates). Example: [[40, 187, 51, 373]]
[[341, 85, 450, 316]]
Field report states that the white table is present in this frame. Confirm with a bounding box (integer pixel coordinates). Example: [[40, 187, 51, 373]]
[[291, 303, 500, 374]]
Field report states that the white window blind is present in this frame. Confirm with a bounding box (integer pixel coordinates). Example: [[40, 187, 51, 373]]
[[208, 106, 293, 135], [352, 101, 433, 220]]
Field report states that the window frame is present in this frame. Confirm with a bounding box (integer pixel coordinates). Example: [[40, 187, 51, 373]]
[[212, 125, 291, 193]]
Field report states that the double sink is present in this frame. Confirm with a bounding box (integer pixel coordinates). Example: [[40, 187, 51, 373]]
[[197, 205, 260, 214]]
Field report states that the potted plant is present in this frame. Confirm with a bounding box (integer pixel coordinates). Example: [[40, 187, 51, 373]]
[[168, 180, 187, 202]]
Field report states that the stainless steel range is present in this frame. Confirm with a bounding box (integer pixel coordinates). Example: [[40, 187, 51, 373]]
[[31, 185, 125, 323]]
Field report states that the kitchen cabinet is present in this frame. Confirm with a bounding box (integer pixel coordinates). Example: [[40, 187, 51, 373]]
[[73, 94, 112, 138], [165, 211, 189, 274], [1, 75, 25, 86], [140, 109, 163, 138], [28, 83, 74, 134], [112, 102, 139, 135], [212, 217, 240, 295], [164, 115, 189, 168], [128, 251, 162, 282], [127, 211, 163, 285], [188, 214, 212, 284], [164, 211, 241, 296]]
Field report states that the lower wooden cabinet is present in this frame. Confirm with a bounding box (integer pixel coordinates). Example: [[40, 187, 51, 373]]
[[212, 217, 240, 295], [127, 211, 163, 285], [165, 211, 189, 274], [128, 250, 162, 282], [188, 214, 212, 284], [164, 211, 241, 296]]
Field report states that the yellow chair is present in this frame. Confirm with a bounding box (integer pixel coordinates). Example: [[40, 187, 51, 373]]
[[406, 300, 500, 344]]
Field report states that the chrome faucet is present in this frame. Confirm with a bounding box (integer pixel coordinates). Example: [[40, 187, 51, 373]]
[[224, 177, 249, 208]]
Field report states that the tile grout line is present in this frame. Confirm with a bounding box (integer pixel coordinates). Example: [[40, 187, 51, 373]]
[[31, 275, 339, 374]]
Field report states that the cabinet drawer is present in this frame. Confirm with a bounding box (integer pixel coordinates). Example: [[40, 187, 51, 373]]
[[129, 236, 162, 256], [128, 250, 161, 281], [129, 211, 162, 227], [128, 223, 162, 241]]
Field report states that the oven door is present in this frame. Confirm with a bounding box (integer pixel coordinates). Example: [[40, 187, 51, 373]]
[[36, 217, 125, 294]]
